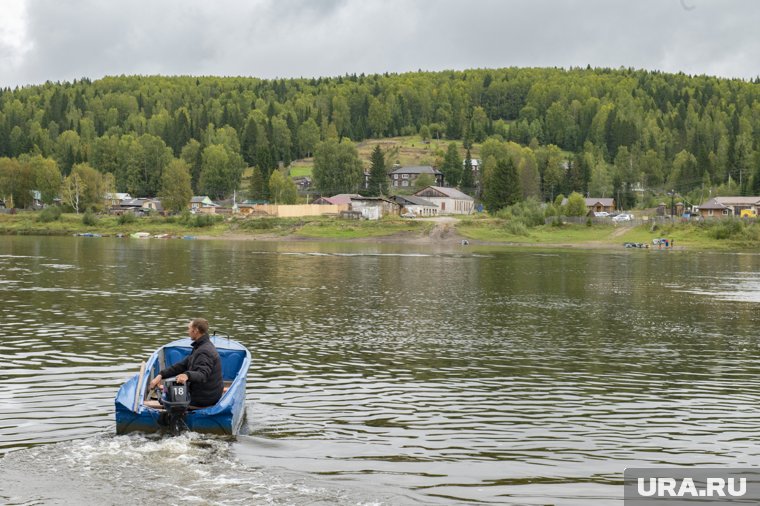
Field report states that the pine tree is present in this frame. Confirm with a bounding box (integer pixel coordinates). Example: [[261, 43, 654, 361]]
[[461, 148, 474, 192], [248, 166, 266, 200], [241, 117, 259, 167], [441, 142, 462, 187], [367, 144, 387, 196], [483, 157, 520, 213]]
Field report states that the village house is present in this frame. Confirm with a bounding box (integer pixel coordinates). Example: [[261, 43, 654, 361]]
[[104, 192, 132, 209], [349, 196, 400, 220], [560, 197, 616, 215], [655, 201, 686, 217], [695, 196, 760, 218], [389, 166, 444, 189], [413, 186, 474, 215], [190, 196, 219, 214], [313, 194, 360, 205], [112, 198, 164, 215], [393, 195, 439, 217]]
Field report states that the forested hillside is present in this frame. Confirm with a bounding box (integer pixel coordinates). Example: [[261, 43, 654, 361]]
[[2, 67, 760, 209]]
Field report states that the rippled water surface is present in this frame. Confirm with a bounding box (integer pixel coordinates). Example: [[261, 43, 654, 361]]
[[2, 236, 760, 505]]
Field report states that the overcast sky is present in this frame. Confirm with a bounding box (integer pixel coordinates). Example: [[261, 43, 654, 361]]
[[0, 0, 757, 88]]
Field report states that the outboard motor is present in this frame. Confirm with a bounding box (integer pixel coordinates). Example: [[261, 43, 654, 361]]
[[158, 378, 191, 433]]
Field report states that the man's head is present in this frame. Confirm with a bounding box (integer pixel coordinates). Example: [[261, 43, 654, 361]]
[[187, 318, 209, 340]]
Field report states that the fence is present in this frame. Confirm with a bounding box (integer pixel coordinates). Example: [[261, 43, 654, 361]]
[[241, 204, 349, 218]]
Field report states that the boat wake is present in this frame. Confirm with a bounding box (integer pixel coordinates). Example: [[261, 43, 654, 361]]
[[0, 432, 387, 505]]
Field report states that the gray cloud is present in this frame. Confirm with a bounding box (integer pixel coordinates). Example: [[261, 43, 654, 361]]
[[2, 0, 759, 88]]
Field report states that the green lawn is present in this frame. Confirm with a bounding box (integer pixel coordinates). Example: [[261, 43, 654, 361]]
[[457, 220, 621, 244], [289, 165, 313, 177]]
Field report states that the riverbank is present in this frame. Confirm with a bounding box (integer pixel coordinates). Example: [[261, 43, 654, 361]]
[[1, 212, 758, 250]]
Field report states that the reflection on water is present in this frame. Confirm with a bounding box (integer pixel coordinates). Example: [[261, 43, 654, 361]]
[[2, 236, 760, 504]]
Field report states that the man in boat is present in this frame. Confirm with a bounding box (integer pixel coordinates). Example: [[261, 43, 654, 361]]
[[148, 318, 224, 407]]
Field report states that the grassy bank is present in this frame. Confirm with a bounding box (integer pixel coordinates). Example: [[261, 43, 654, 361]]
[[2, 211, 759, 249], [0, 212, 231, 237], [0, 212, 433, 241], [295, 217, 433, 239], [457, 216, 760, 250]]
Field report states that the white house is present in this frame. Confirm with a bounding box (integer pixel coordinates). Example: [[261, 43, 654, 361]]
[[695, 196, 760, 218], [393, 195, 439, 217], [413, 186, 474, 215], [190, 196, 219, 214], [349, 196, 400, 220]]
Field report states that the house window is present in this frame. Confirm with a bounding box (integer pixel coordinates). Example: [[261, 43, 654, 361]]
[[402, 180, 409, 187], [402, 174, 409, 179], [393, 174, 398, 179]]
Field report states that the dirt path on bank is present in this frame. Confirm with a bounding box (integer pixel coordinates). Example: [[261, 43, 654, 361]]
[[610, 225, 633, 238]]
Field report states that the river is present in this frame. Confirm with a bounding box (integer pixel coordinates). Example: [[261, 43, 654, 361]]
[[1, 236, 760, 505]]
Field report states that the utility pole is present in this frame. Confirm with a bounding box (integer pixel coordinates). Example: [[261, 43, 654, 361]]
[[669, 189, 676, 218]]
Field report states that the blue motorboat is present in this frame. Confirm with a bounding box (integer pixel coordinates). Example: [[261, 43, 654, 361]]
[[115, 335, 251, 435]]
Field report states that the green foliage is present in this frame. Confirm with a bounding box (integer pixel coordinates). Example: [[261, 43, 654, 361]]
[[199, 143, 245, 199], [544, 203, 559, 217], [419, 125, 430, 142], [37, 206, 62, 222], [441, 142, 462, 187], [313, 139, 362, 194], [508, 198, 546, 227], [82, 209, 98, 226], [118, 212, 137, 225], [494, 198, 545, 230], [28, 155, 62, 204], [565, 192, 587, 217], [268, 170, 297, 204], [0, 157, 34, 208], [179, 211, 220, 228], [414, 173, 435, 191], [505, 220, 529, 236], [705, 219, 745, 240], [239, 217, 301, 231], [248, 166, 267, 200], [2, 67, 760, 207], [189, 214, 219, 228], [461, 148, 475, 190], [159, 159, 193, 213], [366, 144, 387, 196], [483, 157, 520, 213]]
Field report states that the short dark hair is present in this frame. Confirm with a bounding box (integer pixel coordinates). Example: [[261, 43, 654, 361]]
[[190, 318, 209, 335]]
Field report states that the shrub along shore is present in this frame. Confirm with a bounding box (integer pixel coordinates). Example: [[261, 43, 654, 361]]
[[1, 210, 759, 250]]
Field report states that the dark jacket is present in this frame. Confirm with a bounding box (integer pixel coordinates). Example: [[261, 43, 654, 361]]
[[160, 334, 224, 407]]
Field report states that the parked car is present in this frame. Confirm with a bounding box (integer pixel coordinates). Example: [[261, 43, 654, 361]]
[[593, 211, 610, 217], [401, 211, 416, 218], [612, 213, 633, 222]]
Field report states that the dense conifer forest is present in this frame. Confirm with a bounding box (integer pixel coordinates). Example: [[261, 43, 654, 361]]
[[2, 67, 760, 210]]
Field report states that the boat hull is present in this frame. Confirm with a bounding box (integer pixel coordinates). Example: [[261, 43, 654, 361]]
[[115, 337, 250, 435]]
